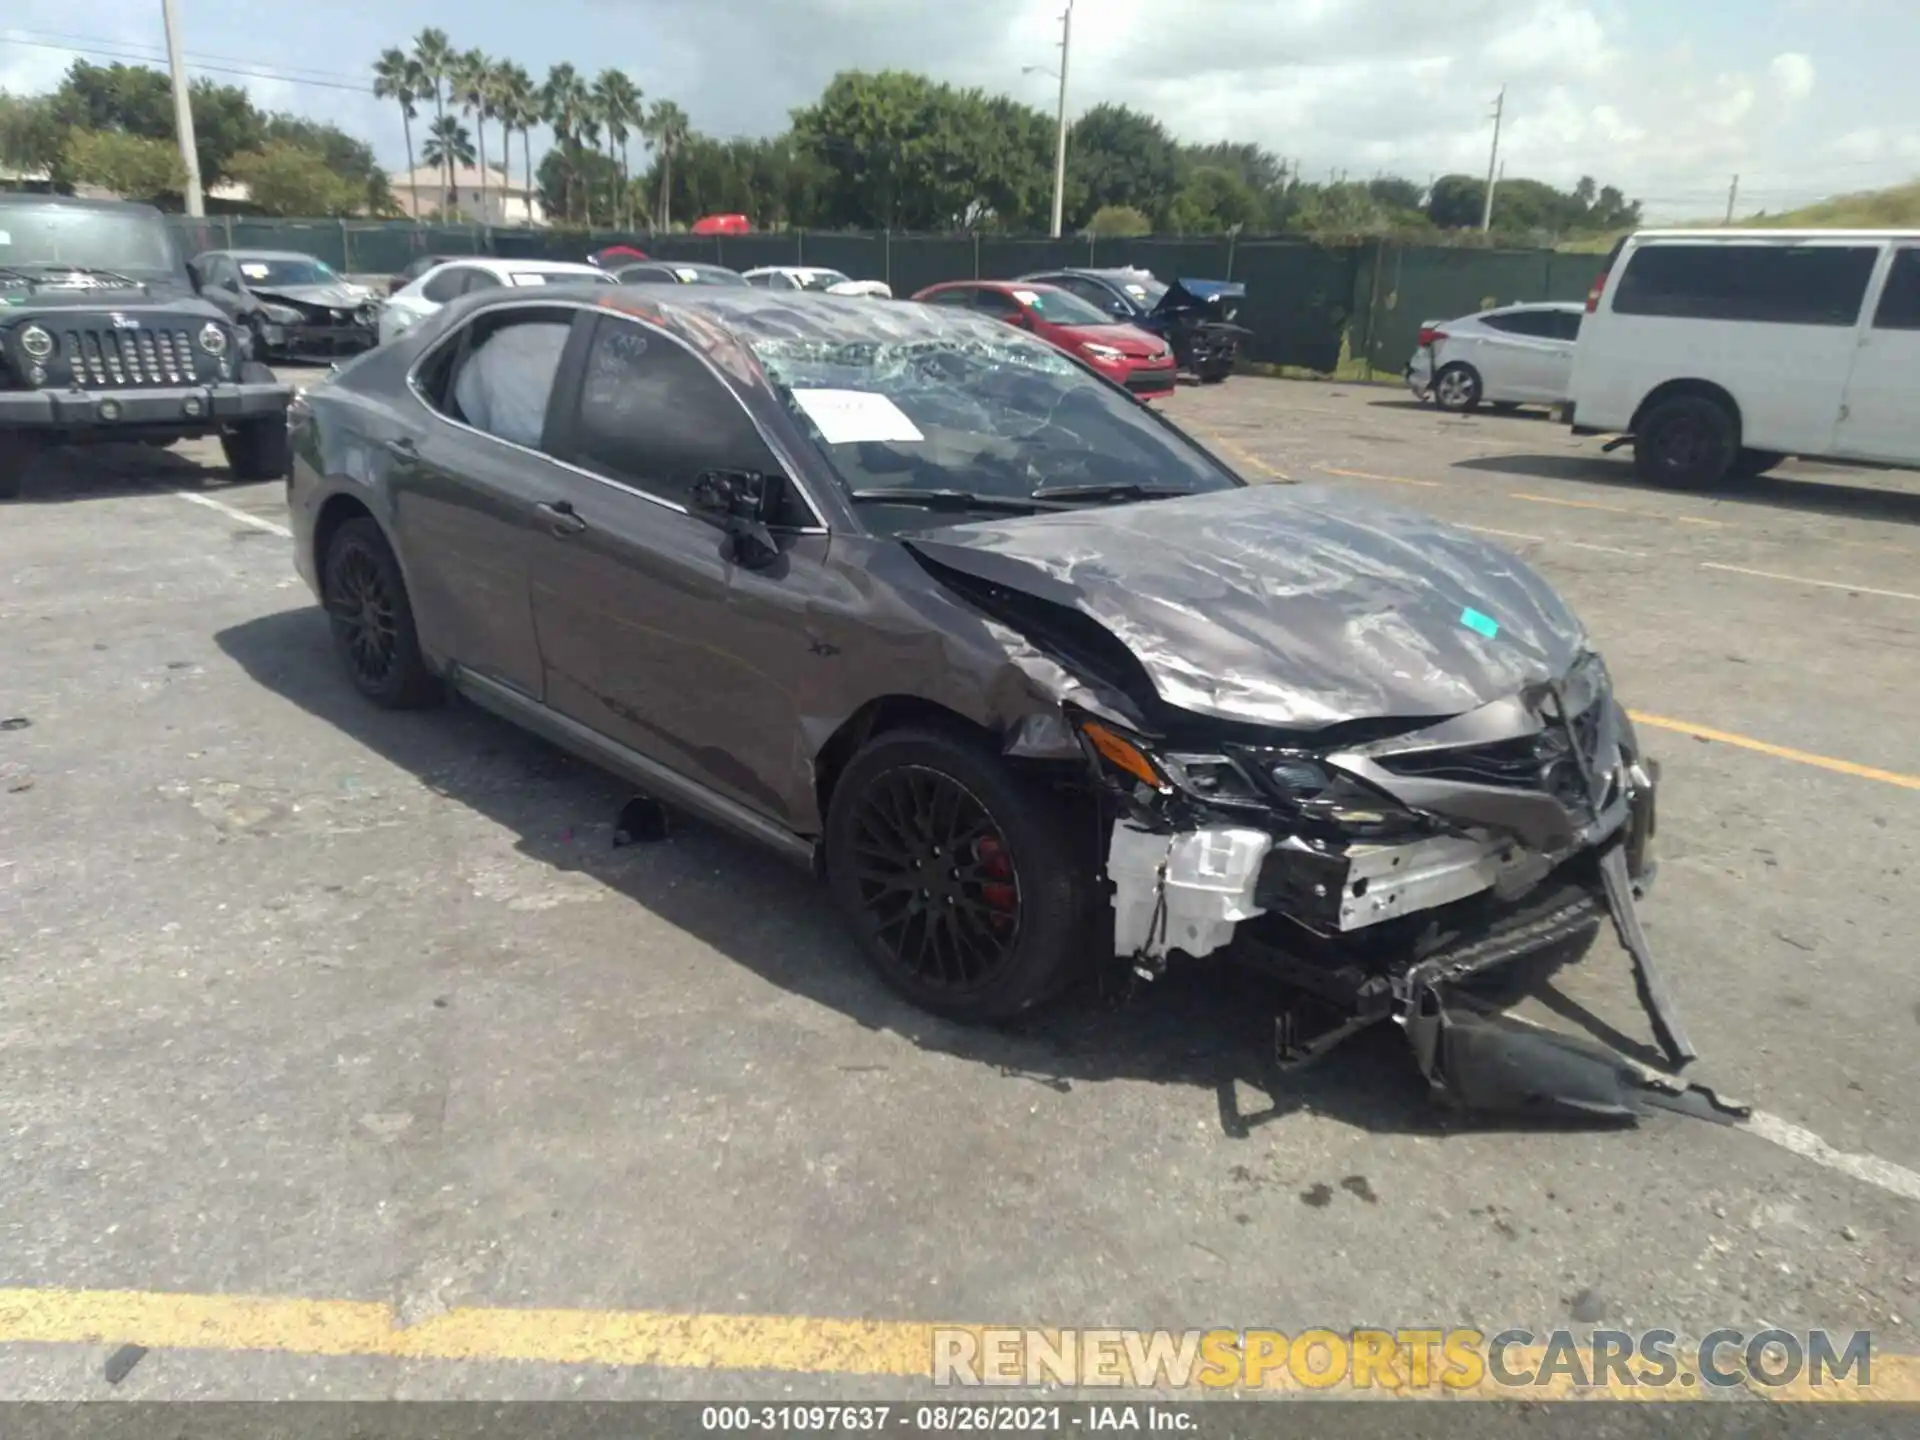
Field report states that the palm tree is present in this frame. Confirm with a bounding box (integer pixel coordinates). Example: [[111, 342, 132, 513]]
[[421, 115, 476, 219], [495, 63, 540, 225], [371, 48, 424, 220], [411, 28, 456, 208], [646, 99, 691, 230], [453, 50, 494, 224], [541, 63, 590, 226], [592, 70, 642, 231]]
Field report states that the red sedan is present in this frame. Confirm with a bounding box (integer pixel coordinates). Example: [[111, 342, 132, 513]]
[[910, 280, 1178, 399]]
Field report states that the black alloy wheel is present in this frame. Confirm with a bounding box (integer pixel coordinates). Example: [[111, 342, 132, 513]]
[[1633, 394, 1738, 489], [824, 727, 1092, 1023], [848, 764, 1023, 990], [320, 518, 439, 708]]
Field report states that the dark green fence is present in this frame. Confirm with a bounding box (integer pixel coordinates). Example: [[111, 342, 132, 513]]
[[165, 217, 1605, 374]]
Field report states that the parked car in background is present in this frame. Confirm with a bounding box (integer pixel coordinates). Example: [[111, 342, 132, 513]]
[[377, 258, 616, 345], [284, 283, 1696, 1118], [1017, 267, 1248, 382], [691, 214, 751, 236], [1407, 301, 1585, 413], [614, 261, 748, 287], [589, 245, 650, 270], [913, 279, 1176, 399], [189, 249, 381, 361], [742, 266, 892, 298], [0, 193, 291, 497], [1570, 229, 1920, 487], [387, 253, 466, 297]]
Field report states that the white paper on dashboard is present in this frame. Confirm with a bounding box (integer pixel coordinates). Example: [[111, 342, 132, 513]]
[[789, 388, 924, 445]]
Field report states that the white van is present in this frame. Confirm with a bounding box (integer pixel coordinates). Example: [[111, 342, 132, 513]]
[[1567, 229, 1920, 487]]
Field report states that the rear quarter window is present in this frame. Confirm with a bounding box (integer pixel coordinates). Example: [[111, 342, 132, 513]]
[[1872, 249, 1920, 330], [1612, 242, 1879, 326]]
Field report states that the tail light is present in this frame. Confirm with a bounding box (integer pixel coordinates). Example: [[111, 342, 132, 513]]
[[1417, 326, 1446, 348], [1585, 270, 1610, 313]]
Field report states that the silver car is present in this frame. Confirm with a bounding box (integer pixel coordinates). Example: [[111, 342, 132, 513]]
[[1407, 301, 1586, 413]]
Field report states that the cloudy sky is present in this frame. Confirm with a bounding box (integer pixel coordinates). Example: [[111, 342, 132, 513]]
[[3, 0, 1914, 219]]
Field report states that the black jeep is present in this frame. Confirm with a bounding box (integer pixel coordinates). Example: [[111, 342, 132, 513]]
[[0, 194, 292, 500]]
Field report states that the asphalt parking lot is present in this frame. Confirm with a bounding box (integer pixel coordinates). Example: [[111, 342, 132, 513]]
[[1, 367, 1916, 1403]]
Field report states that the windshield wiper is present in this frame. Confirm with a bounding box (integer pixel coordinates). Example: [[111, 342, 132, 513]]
[[849, 487, 1069, 514], [1029, 482, 1196, 503]]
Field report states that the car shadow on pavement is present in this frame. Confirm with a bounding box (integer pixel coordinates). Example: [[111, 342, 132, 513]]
[[216, 604, 1630, 1143], [8, 442, 245, 501], [1453, 452, 1920, 528]]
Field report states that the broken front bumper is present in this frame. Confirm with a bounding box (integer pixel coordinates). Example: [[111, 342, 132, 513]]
[[1098, 720, 1742, 1122]]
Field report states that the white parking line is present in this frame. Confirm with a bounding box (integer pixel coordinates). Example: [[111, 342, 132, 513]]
[[1460, 524, 1648, 559], [1743, 1110, 1920, 1203], [174, 489, 292, 539], [1701, 561, 1920, 605]]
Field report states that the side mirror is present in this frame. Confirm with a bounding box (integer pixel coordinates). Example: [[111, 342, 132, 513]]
[[691, 467, 782, 568], [185, 264, 204, 292]]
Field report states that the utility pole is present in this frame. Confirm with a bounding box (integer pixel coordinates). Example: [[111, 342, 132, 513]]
[[1725, 174, 1740, 225], [1048, 0, 1073, 239], [1480, 84, 1505, 233], [161, 0, 204, 216]]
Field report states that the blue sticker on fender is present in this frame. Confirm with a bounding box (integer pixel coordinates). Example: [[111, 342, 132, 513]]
[[1460, 606, 1499, 638]]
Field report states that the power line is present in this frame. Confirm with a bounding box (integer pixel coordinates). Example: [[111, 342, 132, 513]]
[[5, 25, 371, 87], [0, 32, 375, 94]]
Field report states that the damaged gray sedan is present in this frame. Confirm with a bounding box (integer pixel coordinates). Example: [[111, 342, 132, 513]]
[[287, 285, 1735, 1119]]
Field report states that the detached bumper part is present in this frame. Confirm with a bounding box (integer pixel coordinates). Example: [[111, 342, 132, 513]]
[[1108, 824, 1271, 976]]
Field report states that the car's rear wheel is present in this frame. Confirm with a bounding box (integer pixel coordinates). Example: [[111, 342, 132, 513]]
[[320, 517, 441, 709], [0, 434, 35, 500], [1634, 394, 1738, 489], [824, 727, 1091, 1024], [221, 416, 291, 482], [1432, 363, 1482, 412]]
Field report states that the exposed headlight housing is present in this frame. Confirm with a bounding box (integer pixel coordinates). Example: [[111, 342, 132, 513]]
[[259, 304, 304, 325], [198, 322, 227, 355], [19, 324, 54, 360]]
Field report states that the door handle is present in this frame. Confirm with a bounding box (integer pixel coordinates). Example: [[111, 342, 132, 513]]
[[382, 437, 418, 460], [535, 499, 588, 536]]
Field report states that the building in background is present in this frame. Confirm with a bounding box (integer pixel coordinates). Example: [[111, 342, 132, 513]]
[[389, 163, 545, 226]]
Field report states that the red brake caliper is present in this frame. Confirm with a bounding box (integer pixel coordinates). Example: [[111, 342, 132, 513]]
[[974, 837, 1016, 923]]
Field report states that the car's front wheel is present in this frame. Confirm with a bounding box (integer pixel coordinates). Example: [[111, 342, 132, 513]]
[[1432, 363, 1482, 412], [320, 517, 441, 708], [825, 727, 1092, 1024]]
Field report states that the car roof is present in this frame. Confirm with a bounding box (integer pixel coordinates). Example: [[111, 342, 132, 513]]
[[1482, 301, 1585, 314], [1628, 228, 1920, 242], [457, 283, 1054, 355], [0, 192, 162, 215], [922, 279, 1067, 296], [741, 265, 848, 277], [204, 249, 324, 262]]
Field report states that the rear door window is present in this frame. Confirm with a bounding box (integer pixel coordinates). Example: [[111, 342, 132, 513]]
[[421, 266, 474, 304], [1481, 310, 1558, 337], [972, 289, 1022, 317], [920, 287, 974, 307], [1548, 310, 1584, 342], [1612, 242, 1879, 326], [417, 306, 579, 449], [1871, 249, 1920, 330]]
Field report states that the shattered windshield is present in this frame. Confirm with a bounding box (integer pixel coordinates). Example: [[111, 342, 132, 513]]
[[0, 203, 180, 278], [748, 333, 1239, 523], [236, 256, 340, 288]]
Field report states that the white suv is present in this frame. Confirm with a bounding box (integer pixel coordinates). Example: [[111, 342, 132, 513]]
[[1407, 302, 1585, 413], [1568, 228, 1920, 487]]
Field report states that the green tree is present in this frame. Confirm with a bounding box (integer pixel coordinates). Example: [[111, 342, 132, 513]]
[[371, 48, 423, 217], [410, 28, 456, 205], [537, 144, 620, 229], [228, 140, 360, 215], [593, 70, 643, 230], [1426, 173, 1487, 229], [260, 114, 393, 214], [45, 62, 261, 186], [493, 64, 541, 225], [540, 63, 591, 224], [1066, 103, 1183, 227], [1182, 140, 1285, 197], [1167, 165, 1261, 233], [645, 99, 691, 229], [0, 92, 60, 177], [60, 129, 185, 201], [1366, 176, 1425, 213], [421, 114, 475, 215], [451, 51, 498, 223], [1085, 204, 1150, 237]]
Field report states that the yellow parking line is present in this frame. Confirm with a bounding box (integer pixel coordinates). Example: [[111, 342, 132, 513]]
[[1510, 493, 1725, 526], [1207, 436, 1290, 481], [2, 1287, 1917, 1399], [1319, 465, 1442, 487], [1629, 712, 1920, 791]]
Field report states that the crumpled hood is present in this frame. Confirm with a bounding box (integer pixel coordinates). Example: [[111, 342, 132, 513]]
[[253, 282, 374, 311], [901, 483, 1588, 730]]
